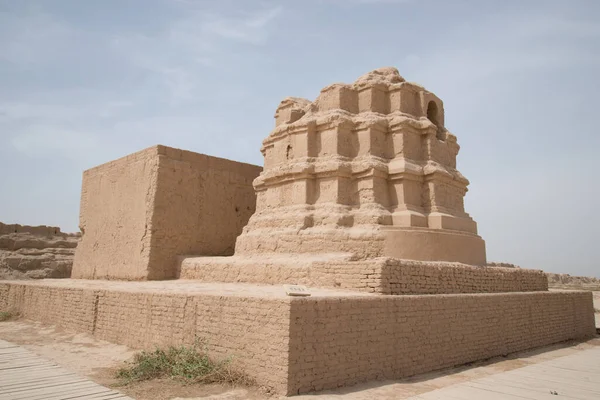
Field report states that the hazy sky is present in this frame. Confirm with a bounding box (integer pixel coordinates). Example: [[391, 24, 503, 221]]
[[1, 0, 598, 276]]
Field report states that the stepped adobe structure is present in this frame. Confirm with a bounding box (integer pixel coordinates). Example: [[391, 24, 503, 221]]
[[236, 67, 484, 264], [180, 68, 541, 294], [0, 68, 596, 395]]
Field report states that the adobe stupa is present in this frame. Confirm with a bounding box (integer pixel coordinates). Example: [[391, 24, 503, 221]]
[[0, 68, 595, 395], [179, 68, 541, 294], [236, 67, 484, 264]]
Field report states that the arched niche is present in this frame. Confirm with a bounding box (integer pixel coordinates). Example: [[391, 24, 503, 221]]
[[427, 101, 444, 141]]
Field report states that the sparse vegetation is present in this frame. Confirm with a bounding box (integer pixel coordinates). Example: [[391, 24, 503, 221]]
[[116, 339, 251, 386], [0, 310, 19, 321]]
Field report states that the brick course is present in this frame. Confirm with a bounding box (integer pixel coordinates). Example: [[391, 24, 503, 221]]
[[0, 281, 290, 392], [0, 280, 594, 395], [288, 291, 595, 393], [180, 256, 548, 294]]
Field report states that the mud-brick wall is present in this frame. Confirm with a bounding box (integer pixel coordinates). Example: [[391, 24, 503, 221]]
[[377, 260, 549, 294], [182, 258, 548, 295], [72, 145, 261, 280], [149, 146, 262, 278], [0, 284, 96, 332], [0, 282, 290, 393], [92, 292, 290, 390], [0, 281, 595, 396], [287, 291, 596, 394], [310, 259, 549, 294]]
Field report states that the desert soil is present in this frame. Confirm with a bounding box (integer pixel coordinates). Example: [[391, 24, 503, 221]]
[[0, 320, 267, 400], [1, 303, 599, 400]]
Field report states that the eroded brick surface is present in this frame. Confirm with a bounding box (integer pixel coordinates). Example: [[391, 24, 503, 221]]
[[72, 145, 261, 280], [288, 291, 596, 394], [181, 256, 548, 294], [0, 281, 595, 395], [0, 281, 290, 392]]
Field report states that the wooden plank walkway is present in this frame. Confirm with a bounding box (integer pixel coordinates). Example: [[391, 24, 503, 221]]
[[0, 340, 132, 400], [407, 346, 600, 400]]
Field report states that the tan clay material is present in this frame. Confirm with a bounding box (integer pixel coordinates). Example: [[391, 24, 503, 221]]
[[287, 290, 596, 394], [235, 67, 485, 265], [1, 67, 597, 396], [0, 280, 595, 395], [180, 254, 548, 294], [0, 222, 73, 236], [72, 145, 261, 280], [0, 222, 79, 279]]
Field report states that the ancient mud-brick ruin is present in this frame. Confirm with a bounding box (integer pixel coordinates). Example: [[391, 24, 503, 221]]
[[180, 68, 542, 294], [0, 68, 595, 395], [72, 146, 261, 280], [0, 222, 79, 280], [236, 67, 484, 264]]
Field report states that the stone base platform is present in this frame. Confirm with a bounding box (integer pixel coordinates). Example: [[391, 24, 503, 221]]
[[0, 280, 595, 395], [179, 253, 548, 294]]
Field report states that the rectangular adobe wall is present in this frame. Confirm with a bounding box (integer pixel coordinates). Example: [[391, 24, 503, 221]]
[[288, 291, 595, 394], [0, 281, 595, 395], [0, 281, 290, 392], [313, 259, 549, 294], [179, 256, 548, 294], [73, 147, 159, 280], [72, 145, 262, 280], [148, 146, 262, 279]]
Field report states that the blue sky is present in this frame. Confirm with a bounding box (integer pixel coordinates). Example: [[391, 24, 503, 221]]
[[1, 0, 599, 276]]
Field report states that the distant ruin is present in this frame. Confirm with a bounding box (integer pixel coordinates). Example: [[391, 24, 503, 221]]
[[0, 222, 78, 280], [0, 68, 595, 395]]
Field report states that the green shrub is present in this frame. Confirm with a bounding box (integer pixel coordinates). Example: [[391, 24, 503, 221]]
[[116, 339, 250, 386]]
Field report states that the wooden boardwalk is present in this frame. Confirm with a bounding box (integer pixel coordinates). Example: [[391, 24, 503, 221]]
[[0, 340, 132, 400], [407, 346, 600, 400]]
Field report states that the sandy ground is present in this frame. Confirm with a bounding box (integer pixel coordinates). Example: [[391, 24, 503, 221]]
[[0, 314, 598, 400], [0, 320, 267, 400]]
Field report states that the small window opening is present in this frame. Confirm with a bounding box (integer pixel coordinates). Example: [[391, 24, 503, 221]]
[[427, 101, 444, 141], [286, 145, 293, 160]]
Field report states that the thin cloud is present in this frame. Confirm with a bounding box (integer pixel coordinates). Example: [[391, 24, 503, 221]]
[[0, 101, 132, 121], [201, 6, 283, 44], [322, 0, 412, 4], [0, 9, 72, 66], [353, 0, 412, 3], [402, 12, 600, 97], [112, 5, 283, 104], [11, 126, 100, 163]]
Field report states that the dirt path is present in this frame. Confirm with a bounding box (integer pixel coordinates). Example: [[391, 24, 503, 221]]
[[0, 320, 266, 400]]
